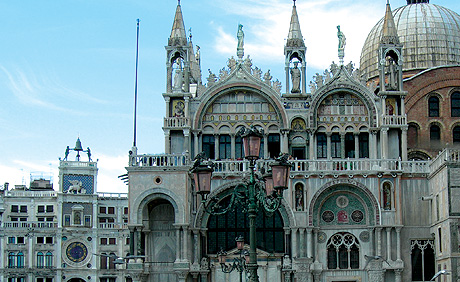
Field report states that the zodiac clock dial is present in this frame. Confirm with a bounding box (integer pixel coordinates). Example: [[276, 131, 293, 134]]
[[66, 242, 88, 263]]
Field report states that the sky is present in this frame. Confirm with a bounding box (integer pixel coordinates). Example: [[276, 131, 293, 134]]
[[1, 0, 459, 193]]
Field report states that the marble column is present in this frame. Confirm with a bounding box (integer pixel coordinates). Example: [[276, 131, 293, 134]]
[[395, 269, 403, 282], [175, 226, 182, 261], [401, 127, 408, 161], [264, 134, 269, 159], [386, 227, 392, 261], [194, 132, 199, 158], [167, 64, 172, 93], [354, 133, 359, 158], [291, 228, 298, 258], [299, 228, 305, 257], [285, 65, 290, 94], [165, 96, 171, 117], [230, 133, 236, 159], [182, 226, 189, 262], [165, 129, 171, 154], [396, 227, 402, 261], [309, 131, 315, 160], [307, 228, 313, 258], [214, 134, 219, 160], [376, 227, 382, 256], [340, 133, 346, 159], [326, 133, 332, 160], [370, 130, 378, 159], [381, 129, 388, 159]]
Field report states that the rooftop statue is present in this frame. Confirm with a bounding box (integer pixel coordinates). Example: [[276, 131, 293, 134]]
[[237, 24, 244, 49], [337, 25, 346, 64]]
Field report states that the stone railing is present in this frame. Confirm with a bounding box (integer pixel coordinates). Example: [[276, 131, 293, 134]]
[[290, 159, 403, 174], [60, 161, 97, 167], [98, 223, 128, 229], [130, 153, 190, 167], [163, 117, 190, 128], [381, 114, 407, 126], [97, 192, 128, 199], [2, 221, 58, 229], [430, 148, 460, 173], [5, 190, 58, 198]]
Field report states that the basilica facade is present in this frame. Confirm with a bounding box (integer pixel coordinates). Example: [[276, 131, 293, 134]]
[[2, 0, 460, 282]]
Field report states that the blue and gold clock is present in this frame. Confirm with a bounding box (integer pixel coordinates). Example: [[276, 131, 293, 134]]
[[66, 242, 88, 263]]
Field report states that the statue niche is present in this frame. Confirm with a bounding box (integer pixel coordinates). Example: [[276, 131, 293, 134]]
[[290, 61, 301, 93]]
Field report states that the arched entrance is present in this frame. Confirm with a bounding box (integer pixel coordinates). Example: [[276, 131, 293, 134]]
[[68, 278, 86, 282]]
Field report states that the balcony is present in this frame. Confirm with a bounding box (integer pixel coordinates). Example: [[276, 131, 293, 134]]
[[2, 221, 58, 229], [98, 223, 128, 229], [5, 190, 57, 198], [130, 153, 190, 168], [163, 117, 190, 129], [381, 114, 407, 127]]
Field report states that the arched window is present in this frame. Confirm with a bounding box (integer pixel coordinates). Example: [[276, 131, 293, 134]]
[[411, 240, 435, 281], [382, 182, 392, 210], [207, 196, 285, 254], [451, 92, 460, 117], [345, 133, 355, 158], [100, 252, 108, 269], [235, 136, 243, 160], [109, 252, 116, 269], [453, 126, 460, 143], [430, 124, 441, 141], [331, 133, 341, 158], [428, 96, 439, 117], [37, 252, 44, 268], [8, 252, 15, 268], [17, 252, 24, 268], [45, 252, 53, 268], [202, 135, 215, 159], [219, 135, 231, 159], [408, 123, 419, 148], [359, 133, 369, 158], [327, 233, 359, 269], [317, 133, 327, 158]]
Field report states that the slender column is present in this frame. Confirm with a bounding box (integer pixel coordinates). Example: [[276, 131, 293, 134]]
[[194, 133, 199, 157], [175, 226, 181, 261], [382, 95, 387, 116], [301, 64, 307, 94], [184, 129, 190, 154], [183, 226, 189, 262], [167, 64, 173, 93], [381, 128, 388, 159], [291, 228, 298, 258], [326, 133, 332, 160], [340, 133, 346, 159], [307, 228, 313, 258], [193, 230, 200, 265], [396, 227, 402, 261], [401, 127, 408, 161], [165, 96, 171, 117], [386, 227, 392, 261], [283, 130, 289, 153], [285, 65, 290, 94], [184, 62, 190, 92], [400, 97, 405, 115], [299, 228, 305, 257], [184, 96, 190, 118], [376, 227, 382, 256], [313, 229, 319, 262], [264, 134, 269, 159], [309, 131, 315, 160], [370, 130, 378, 159], [231, 133, 236, 159], [354, 133, 359, 158], [395, 269, 403, 282], [215, 134, 220, 160]]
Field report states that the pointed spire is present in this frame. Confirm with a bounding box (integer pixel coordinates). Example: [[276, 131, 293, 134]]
[[286, 0, 305, 47], [169, 1, 187, 46], [380, 0, 400, 45]]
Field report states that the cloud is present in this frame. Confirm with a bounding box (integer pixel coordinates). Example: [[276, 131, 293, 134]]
[[210, 0, 383, 71], [0, 66, 108, 114], [94, 153, 128, 193]]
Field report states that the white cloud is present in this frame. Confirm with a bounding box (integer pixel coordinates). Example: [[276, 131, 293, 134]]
[[211, 0, 383, 72], [95, 153, 128, 193]]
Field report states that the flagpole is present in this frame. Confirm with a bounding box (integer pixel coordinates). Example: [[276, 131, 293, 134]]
[[133, 19, 140, 147]]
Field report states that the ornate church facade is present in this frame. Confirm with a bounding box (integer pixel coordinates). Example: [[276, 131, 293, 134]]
[[125, 1, 460, 282]]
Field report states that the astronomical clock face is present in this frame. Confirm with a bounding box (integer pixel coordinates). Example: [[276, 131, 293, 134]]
[[66, 242, 88, 263]]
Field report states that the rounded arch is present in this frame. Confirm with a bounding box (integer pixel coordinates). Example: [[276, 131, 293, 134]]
[[408, 150, 432, 160], [67, 278, 86, 282], [193, 84, 288, 130], [381, 180, 394, 210], [309, 179, 380, 226], [132, 188, 185, 225], [193, 180, 296, 229], [309, 87, 378, 129]]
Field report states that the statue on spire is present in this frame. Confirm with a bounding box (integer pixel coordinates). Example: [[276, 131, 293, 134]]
[[237, 24, 244, 60], [337, 25, 346, 65]]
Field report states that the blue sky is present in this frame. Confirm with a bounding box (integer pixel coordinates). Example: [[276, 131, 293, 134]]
[[1, 0, 459, 193]]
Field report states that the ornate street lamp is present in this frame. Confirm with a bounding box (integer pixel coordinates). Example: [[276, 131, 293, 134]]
[[217, 236, 250, 282], [191, 126, 291, 282]]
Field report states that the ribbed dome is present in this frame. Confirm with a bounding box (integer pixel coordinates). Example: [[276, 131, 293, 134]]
[[360, 3, 460, 80]]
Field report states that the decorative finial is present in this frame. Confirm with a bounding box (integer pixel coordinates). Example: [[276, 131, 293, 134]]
[[293, 0, 296, 7], [178, 0, 181, 5]]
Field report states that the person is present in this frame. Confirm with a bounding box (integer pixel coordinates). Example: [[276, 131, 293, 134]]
[[237, 24, 244, 49], [290, 61, 301, 93]]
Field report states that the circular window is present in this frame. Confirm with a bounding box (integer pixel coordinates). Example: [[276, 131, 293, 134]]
[[351, 210, 364, 223], [322, 210, 335, 223], [154, 176, 162, 185]]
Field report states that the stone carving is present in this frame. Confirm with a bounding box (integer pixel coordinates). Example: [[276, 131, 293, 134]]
[[228, 56, 236, 72], [200, 257, 209, 270], [337, 25, 346, 64], [173, 59, 184, 91], [359, 231, 370, 242], [323, 69, 332, 83], [237, 24, 244, 49], [330, 61, 339, 76], [309, 81, 316, 94], [219, 67, 229, 80], [273, 79, 282, 94], [386, 56, 398, 90], [253, 67, 262, 80], [67, 180, 83, 194], [314, 73, 324, 88], [290, 62, 301, 93], [282, 255, 292, 269], [264, 69, 272, 85], [207, 69, 217, 86], [244, 55, 253, 70], [345, 61, 354, 74]]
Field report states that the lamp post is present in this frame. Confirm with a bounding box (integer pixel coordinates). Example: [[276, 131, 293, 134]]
[[218, 236, 250, 282], [191, 126, 291, 282]]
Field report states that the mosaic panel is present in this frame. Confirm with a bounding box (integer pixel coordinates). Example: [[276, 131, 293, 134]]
[[319, 192, 366, 226], [63, 174, 94, 194]]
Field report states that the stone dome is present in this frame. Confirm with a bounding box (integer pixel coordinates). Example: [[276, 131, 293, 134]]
[[360, 2, 460, 80]]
